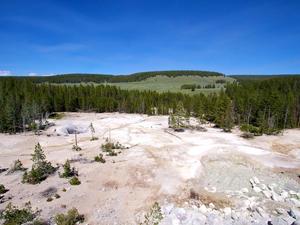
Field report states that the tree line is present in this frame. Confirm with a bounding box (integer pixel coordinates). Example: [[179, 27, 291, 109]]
[[0, 76, 299, 134]]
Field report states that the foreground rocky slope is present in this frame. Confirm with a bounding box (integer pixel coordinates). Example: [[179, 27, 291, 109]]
[[0, 113, 300, 224]]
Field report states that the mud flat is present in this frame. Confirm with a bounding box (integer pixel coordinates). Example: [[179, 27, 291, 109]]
[[0, 113, 300, 224]]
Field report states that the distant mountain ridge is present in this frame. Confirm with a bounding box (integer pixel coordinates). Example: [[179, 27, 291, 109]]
[[5, 70, 224, 83]]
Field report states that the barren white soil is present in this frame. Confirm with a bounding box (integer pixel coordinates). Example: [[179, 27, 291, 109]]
[[1, 113, 300, 224]]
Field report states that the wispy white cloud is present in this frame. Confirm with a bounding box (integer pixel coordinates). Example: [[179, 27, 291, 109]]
[[0, 70, 12, 76], [28, 72, 37, 76], [35, 43, 86, 53]]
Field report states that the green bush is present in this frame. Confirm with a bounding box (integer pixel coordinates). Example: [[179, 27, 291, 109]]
[[54, 208, 84, 225], [60, 160, 77, 178], [22, 143, 56, 184], [240, 124, 261, 135], [101, 139, 125, 156], [69, 177, 81, 185], [0, 202, 38, 225], [48, 113, 65, 120], [0, 184, 8, 194], [94, 154, 106, 163]]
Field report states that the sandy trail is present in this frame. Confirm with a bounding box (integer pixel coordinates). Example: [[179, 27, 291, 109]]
[[0, 112, 300, 224]]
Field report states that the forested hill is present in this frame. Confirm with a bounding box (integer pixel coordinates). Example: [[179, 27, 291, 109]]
[[5, 70, 224, 83], [1, 75, 300, 135], [230, 74, 300, 81]]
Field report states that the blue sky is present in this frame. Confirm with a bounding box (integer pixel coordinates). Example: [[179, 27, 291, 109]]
[[0, 0, 300, 76]]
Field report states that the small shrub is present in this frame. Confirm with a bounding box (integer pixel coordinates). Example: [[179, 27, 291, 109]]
[[62, 188, 67, 192], [22, 161, 56, 184], [140, 202, 163, 225], [69, 177, 81, 185], [94, 154, 106, 163], [60, 160, 78, 178], [101, 139, 125, 156], [240, 132, 254, 139], [0, 202, 38, 225], [72, 145, 82, 151], [240, 124, 262, 136], [8, 159, 26, 173], [32, 219, 49, 225], [46, 197, 53, 202], [54, 208, 84, 225], [55, 193, 61, 199], [48, 113, 65, 120], [22, 143, 56, 184], [0, 184, 8, 194], [90, 137, 99, 141]]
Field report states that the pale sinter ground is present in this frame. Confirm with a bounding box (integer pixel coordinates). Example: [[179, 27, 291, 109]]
[[0, 112, 300, 225]]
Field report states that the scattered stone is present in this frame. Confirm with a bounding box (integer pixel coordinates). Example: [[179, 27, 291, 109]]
[[291, 198, 300, 208], [223, 207, 231, 216], [271, 192, 283, 202], [268, 183, 277, 191], [275, 208, 286, 215], [292, 220, 300, 225], [253, 177, 260, 184], [289, 208, 300, 219], [241, 188, 249, 193], [243, 199, 251, 208], [249, 178, 255, 187], [261, 184, 267, 190], [199, 205, 207, 214], [253, 186, 262, 193], [209, 203, 215, 209], [163, 204, 174, 215], [263, 190, 272, 199], [280, 191, 289, 199], [256, 207, 267, 218]]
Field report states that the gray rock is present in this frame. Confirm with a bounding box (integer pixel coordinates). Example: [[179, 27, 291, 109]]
[[223, 207, 231, 216], [241, 188, 249, 193], [209, 203, 215, 209], [271, 192, 283, 202], [280, 191, 289, 199], [292, 219, 300, 225], [199, 204, 207, 214], [289, 208, 300, 219], [291, 198, 300, 208], [261, 184, 267, 190], [253, 186, 262, 193], [275, 208, 286, 215], [262, 190, 272, 199], [253, 177, 260, 184]]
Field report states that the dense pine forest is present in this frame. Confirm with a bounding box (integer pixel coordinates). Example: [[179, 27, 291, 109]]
[[8, 70, 224, 84], [0, 75, 299, 134]]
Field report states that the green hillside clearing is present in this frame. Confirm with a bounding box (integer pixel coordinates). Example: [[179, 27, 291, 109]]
[[106, 75, 235, 94]]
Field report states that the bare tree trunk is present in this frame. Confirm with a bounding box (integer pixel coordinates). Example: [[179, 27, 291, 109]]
[[22, 117, 26, 135], [75, 130, 78, 147], [283, 107, 289, 130], [247, 106, 252, 126]]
